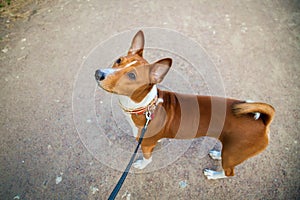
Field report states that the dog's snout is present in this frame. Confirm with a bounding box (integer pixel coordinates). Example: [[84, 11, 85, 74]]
[[95, 69, 105, 81]]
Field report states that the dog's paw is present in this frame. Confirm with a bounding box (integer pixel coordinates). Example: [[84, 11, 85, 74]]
[[209, 150, 222, 160], [133, 157, 152, 169], [203, 169, 227, 180]]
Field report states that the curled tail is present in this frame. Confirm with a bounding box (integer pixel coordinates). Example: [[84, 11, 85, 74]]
[[232, 102, 275, 127]]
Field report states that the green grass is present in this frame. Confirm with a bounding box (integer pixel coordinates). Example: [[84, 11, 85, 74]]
[[0, 0, 11, 8]]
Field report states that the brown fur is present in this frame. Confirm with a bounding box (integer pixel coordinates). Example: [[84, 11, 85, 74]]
[[133, 91, 273, 176]]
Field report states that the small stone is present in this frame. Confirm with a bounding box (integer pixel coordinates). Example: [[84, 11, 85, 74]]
[[179, 180, 188, 188], [55, 174, 63, 184], [13, 195, 20, 200], [21, 38, 26, 42], [2, 47, 8, 53], [87, 119, 92, 123], [42, 180, 48, 188], [17, 56, 26, 61], [90, 186, 99, 194], [121, 191, 131, 200], [241, 27, 248, 33]]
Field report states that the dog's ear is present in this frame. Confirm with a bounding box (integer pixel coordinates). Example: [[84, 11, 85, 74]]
[[128, 30, 144, 57], [150, 58, 172, 84]]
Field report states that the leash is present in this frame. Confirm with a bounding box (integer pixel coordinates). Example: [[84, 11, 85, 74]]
[[108, 110, 152, 200]]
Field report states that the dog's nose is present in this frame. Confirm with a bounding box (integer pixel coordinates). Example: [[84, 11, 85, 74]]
[[95, 69, 105, 81]]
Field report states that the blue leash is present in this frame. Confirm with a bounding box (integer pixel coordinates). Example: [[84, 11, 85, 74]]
[[108, 111, 152, 200]]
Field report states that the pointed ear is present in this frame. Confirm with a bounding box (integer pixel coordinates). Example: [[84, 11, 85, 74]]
[[128, 30, 144, 57], [150, 58, 172, 84]]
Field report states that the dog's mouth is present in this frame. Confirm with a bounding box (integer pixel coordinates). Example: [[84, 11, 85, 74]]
[[94, 75, 115, 94], [96, 82, 114, 93]]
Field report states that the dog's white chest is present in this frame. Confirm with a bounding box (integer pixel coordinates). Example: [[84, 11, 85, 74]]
[[124, 113, 139, 138]]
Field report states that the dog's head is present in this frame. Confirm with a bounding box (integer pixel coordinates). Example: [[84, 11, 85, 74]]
[[95, 31, 172, 102]]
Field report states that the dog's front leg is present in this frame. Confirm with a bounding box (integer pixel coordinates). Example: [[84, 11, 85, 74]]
[[133, 144, 155, 169]]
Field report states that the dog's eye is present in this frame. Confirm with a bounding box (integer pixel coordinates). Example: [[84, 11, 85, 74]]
[[115, 58, 122, 64], [127, 72, 136, 80]]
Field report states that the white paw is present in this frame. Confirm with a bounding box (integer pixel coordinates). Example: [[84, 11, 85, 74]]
[[209, 150, 222, 160], [132, 157, 152, 169], [203, 169, 227, 180]]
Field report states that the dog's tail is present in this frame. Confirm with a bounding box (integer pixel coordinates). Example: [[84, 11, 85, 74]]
[[232, 102, 275, 127]]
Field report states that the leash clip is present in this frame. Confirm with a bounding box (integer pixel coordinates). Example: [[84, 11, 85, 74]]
[[144, 107, 152, 128]]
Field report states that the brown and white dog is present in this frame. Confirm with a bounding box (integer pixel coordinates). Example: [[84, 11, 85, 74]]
[[95, 30, 275, 179]]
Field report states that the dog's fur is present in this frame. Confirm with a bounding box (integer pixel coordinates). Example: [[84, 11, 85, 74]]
[[95, 31, 275, 179]]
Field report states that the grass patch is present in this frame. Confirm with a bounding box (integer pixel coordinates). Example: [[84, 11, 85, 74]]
[[0, 0, 45, 20]]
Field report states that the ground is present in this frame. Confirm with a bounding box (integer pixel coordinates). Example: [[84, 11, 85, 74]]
[[0, 0, 299, 199]]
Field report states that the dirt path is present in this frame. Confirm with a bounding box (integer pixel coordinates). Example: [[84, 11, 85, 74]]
[[1, 0, 299, 199]]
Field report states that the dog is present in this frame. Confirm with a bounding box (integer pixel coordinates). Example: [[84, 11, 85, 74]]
[[95, 30, 275, 179]]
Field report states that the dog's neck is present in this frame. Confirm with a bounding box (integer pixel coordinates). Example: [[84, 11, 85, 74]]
[[118, 85, 158, 110]]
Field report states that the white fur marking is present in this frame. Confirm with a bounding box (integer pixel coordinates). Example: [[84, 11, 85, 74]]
[[101, 61, 137, 76], [102, 68, 116, 75], [203, 169, 227, 180], [133, 156, 152, 169], [156, 98, 164, 105], [123, 60, 137, 69], [253, 112, 260, 120], [209, 150, 222, 160], [124, 113, 138, 137], [245, 100, 261, 120]]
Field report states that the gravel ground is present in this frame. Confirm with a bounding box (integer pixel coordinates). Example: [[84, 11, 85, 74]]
[[1, 0, 299, 199]]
